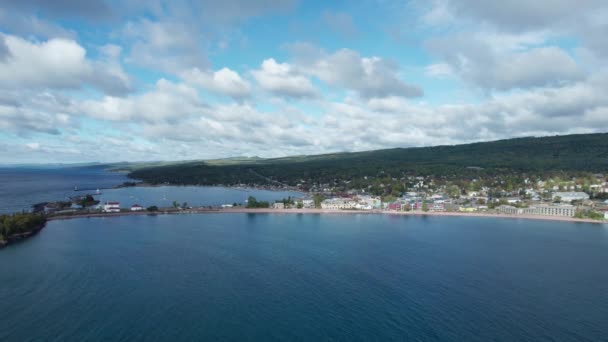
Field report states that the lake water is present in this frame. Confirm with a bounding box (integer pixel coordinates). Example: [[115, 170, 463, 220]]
[[0, 166, 301, 213], [0, 166, 129, 214], [1, 214, 607, 341]]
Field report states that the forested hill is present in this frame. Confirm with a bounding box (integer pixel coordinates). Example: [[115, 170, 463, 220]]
[[128, 133, 608, 188]]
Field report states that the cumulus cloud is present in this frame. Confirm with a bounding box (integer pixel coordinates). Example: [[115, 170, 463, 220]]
[[425, 63, 453, 78], [0, 9, 76, 40], [80, 79, 204, 123], [180, 67, 251, 100], [427, 33, 584, 91], [0, 90, 75, 135], [66, 70, 608, 160], [445, 0, 606, 32], [0, 36, 9, 61], [0, 34, 131, 95], [123, 19, 208, 74], [422, 0, 608, 59], [290, 44, 423, 99], [251, 58, 318, 98], [3, 0, 608, 163]]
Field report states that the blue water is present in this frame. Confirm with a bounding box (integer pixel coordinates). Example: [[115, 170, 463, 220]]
[[96, 186, 302, 209], [1, 214, 607, 341], [0, 166, 301, 213], [0, 166, 129, 213]]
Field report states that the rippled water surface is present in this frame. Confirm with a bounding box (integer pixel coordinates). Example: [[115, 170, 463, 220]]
[[1, 214, 607, 341]]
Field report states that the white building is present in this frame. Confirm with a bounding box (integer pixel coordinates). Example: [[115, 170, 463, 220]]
[[103, 202, 120, 213], [321, 198, 357, 210], [354, 203, 373, 210], [498, 205, 523, 215], [130, 204, 144, 211], [498, 204, 577, 217], [301, 199, 315, 208], [273, 202, 285, 209], [506, 197, 521, 204], [529, 204, 576, 217], [552, 192, 589, 202]]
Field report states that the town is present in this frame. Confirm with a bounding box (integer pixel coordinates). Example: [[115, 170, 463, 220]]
[[35, 174, 608, 222]]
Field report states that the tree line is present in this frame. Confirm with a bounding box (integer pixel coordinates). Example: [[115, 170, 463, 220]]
[[0, 213, 47, 242]]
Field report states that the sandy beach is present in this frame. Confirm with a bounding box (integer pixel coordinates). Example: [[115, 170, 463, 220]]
[[45, 207, 608, 225]]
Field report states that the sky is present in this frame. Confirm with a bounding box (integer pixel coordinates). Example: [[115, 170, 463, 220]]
[[1, 0, 608, 163]]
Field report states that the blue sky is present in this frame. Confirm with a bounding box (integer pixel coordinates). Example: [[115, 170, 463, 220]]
[[1, 0, 607, 163]]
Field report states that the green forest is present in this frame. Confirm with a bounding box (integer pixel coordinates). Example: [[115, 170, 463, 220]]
[[129, 133, 608, 192], [0, 213, 47, 243]]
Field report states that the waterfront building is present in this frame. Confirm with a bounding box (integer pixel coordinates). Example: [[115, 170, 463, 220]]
[[430, 203, 445, 211], [387, 203, 401, 211], [528, 204, 576, 217], [498, 204, 576, 217], [506, 197, 522, 204], [131, 204, 144, 211], [301, 199, 315, 208], [321, 198, 357, 210], [552, 192, 590, 202], [273, 202, 285, 209], [498, 205, 523, 215], [103, 202, 120, 213]]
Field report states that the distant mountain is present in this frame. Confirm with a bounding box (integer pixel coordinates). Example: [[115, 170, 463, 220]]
[[129, 133, 608, 189]]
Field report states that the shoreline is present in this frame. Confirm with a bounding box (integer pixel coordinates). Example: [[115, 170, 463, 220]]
[[46, 208, 607, 225], [111, 182, 303, 193], [0, 222, 46, 249]]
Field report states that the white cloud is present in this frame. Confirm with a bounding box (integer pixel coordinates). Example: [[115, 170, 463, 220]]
[[0, 34, 131, 95], [251, 58, 317, 98], [291, 44, 423, 99], [427, 33, 584, 91], [422, 0, 608, 59], [0, 90, 75, 135], [425, 63, 453, 78], [123, 19, 208, 74], [180, 67, 251, 99], [80, 79, 203, 122], [6, 70, 608, 162], [0, 9, 76, 39], [445, 0, 606, 32]]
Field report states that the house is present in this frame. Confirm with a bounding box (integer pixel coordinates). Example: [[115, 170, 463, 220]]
[[103, 202, 120, 213], [605, 212, 608, 220], [528, 204, 576, 217], [131, 204, 144, 211], [321, 198, 357, 210], [552, 192, 589, 202], [387, 203, 401, 211], [273, 202, 285, 209], [497, 205, 523, 215], [355, 203, 373, 210], [301, 199, 315, 208], [430, 203, 445, 211], [221, 204, 233, 208], [499, 204, 577, 217]]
